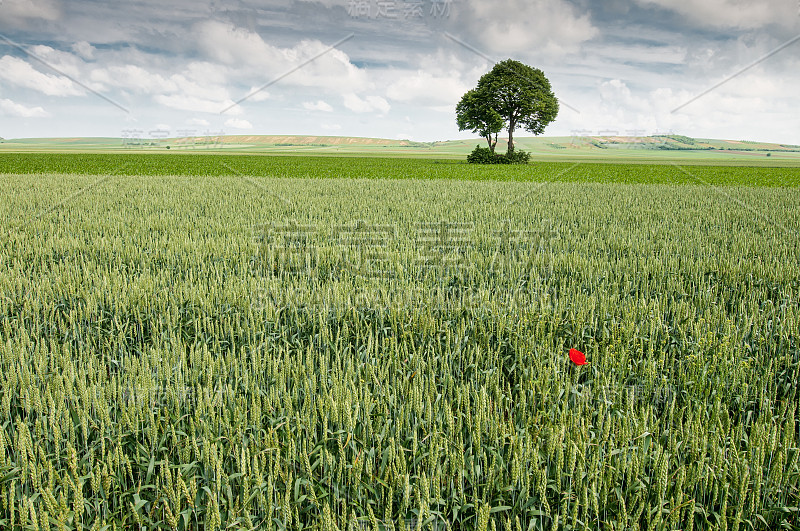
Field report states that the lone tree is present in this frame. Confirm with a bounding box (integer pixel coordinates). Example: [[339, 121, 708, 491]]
[[456, 88, 503, 153], [457, 59, 559, 154]]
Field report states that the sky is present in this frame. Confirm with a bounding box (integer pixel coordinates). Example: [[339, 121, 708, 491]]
[[0, 0, 798, 144]]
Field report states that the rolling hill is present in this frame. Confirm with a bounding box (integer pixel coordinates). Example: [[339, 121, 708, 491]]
[[2, 134, 799, 163]]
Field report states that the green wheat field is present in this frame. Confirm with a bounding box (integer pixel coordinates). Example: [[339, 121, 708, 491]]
[[0, 153, 798, 530]]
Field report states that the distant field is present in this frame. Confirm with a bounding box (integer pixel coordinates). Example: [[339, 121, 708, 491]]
[[2, 134, 800, 164], [1, 153, 799, 186]]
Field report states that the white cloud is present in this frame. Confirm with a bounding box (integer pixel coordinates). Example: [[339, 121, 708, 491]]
[[91, 62, 241, 115], [633, 0, 797, 29], [0, 56, 83, 96], [187, 118, 210, 126], [244, 88, 271, 102], [599, 79, 651, 113], [0, 0, 61, 21], [453, 0, 598, 56], [0, 98, 49, 117], [590, 44, 688, 65], [194, 20, 285, 67], [27, 45, 86, 79], [193, 21, 368, 93], [343, 93, 390, 114], [428, 105, 457, 113], [386, 70, 469, 106], [303, 100, 333, 112], [549, 71, 800, 144], [72, 41, 96, 60], [155, 94, 241, 115], [224, 118, 253, 129], [92, 63, 231, 101], [91, 65, 176, 94], [182, 61, 229, 86]]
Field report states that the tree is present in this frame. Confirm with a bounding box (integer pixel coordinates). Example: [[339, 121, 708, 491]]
[[458, 59, 559, 154], [456, 88, 504, 153]]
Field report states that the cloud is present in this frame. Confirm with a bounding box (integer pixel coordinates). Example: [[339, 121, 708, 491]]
[[245, 88, 271, 102], [92, 62, 231, 99], [224, 118, 253, 129], [599, 79, 651, 113], [181, 61, 231, 89], [91, 65, 176, 94], [71, 41, 96, 60], [0, 98, 49, 117], [551, 71, 800, 144], [192, 20, 368, 93], [90, 62, 242, 114], [633, 0, 798, 29], [590, 43, 688, 65], [26, 45, 87, 78], [0, 56, 84, 96], [452, 0, 598, 56], [0, 0, 798, 144], [0, 0, 61, 21], [155, 94, 241, 114], [303, 100, 333, 112], [194, 20, 285, 67], [386, 69, 469, 106], [343, 93, 390, 114]]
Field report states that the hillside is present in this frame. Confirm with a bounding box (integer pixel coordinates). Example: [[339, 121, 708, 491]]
[[2, 134, 800, 163]]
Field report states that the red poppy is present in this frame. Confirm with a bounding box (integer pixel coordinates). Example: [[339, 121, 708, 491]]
[[569, 348, 587, 365]]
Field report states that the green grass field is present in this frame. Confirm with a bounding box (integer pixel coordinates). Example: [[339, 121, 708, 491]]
[[1, 153, 799, 186], [1, 155, 799, 530]]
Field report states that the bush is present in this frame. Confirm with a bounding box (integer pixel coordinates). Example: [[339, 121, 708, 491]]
[[467, 145, 498, 164], [467, 145, 530, 164], [499, 149, 531, 164]]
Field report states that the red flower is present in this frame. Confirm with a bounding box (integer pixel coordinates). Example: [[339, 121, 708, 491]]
[[569, 348, 587, 365]]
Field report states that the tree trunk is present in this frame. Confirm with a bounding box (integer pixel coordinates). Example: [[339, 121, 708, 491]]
[[507, 121, 515, 153], [485, 134, 497, 153]]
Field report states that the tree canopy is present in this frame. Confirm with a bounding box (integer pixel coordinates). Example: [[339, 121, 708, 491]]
[[456, 59, 559, 155], [455, 88, 503, 153]]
